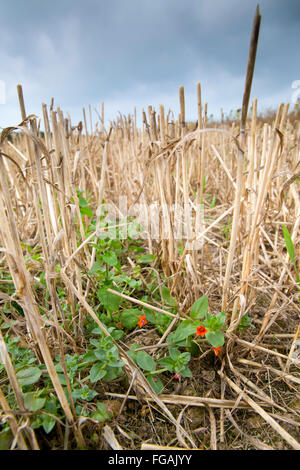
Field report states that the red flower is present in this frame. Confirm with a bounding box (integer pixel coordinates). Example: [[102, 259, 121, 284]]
[[212, 346, 222, 356], [174, 373, 180, 380], [137, 314, 147, 328], [196, 326, 207, 337]]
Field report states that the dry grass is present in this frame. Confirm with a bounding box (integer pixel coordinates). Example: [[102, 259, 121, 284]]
[[0, 80, 299, 450]]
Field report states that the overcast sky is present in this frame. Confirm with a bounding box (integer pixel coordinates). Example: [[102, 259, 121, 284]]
[[0, 0, 299, 129]]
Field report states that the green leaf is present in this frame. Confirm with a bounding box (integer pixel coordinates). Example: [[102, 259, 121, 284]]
[[210, 195, 216, 208], [91, 402, 113, 423], [108, 327, 124, 341], [82, 386, 98, 400], [108, 359, 125, 368], [42, 415, 56, 434], [82, 350, 98, 363], [58, 373, 67, 385], [103, 366, 123, 381], [102, 250, 118, 267], [204, 311, 226, 331], [178, 351, 191, 365], [147, 375, 164, 394], [78, 196, 93, 218], [90, 363, 107, 383], [190, 296, 208, 319], [137, 254, 156, 264], [78, 195, 88, 207], [94, 350, 107, 361], [136, 351, 156, 372], [170, 320, 199, 343], [177, 366, 192, 377], [158, 356, 175, 371], [283, 225, 300, 283], [121, 309, 140, 329], [127, 344, 140, 362], [91, 327, 104, 335], [88, 261, 103, 274], [168, 347, 181, 361], [16, 366, 42, 386], [80, 206, 94, 218], [97, 287, 121, 312], [237, 314, 254, 332], [23, 392, 46, 412], [205, 330, 224, 348], [72, 385, 98, 402], [161, 286, 178, 308], [283, 225, 295, 263], [42, 400, 57, 434]]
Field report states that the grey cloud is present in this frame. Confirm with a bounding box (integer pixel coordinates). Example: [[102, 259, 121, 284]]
[[0, 0, 299, 128]]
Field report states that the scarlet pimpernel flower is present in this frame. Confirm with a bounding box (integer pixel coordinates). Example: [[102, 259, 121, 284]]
[[137, 314, 147, 328], [212, 346, 222, 356], [196, 326, 207, 337]]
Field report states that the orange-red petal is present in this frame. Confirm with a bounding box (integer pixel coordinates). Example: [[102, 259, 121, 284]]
[[138, 314, 147, 328], [196, 326, 207, 337], [212, 346, 222, 356]]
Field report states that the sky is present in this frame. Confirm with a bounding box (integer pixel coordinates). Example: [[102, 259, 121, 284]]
[[0, 0, 299, 130]]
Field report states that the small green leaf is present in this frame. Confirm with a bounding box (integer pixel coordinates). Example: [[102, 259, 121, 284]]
[[121, 309, 140, 329], [72, 385, 98, 402], [127, 344, 140, 362], [16, 366, 42, 386], [80, 206, 94, 218], [178, 351, 191, 364], [137, 254, 156, 264], [177, 366, 192, 377], [82, 386, 98, 400], [82, 350, 98, 363], [204, 311, 226, 331], [136, 351, 156, 372], [210, 195, 216, 208], [42, 415, 56, 434], [88, 261, 103, 274], [91, 402, 113, 422], [108, 359, 125, 368], [23, 392, 46, 412], [102, 250, 118, 267], [97, 287, 121, 313], [90, 363, 107, 383], [147, 375, 164, 394], [170, 320, 199, 343], [205, 330, 224, 348], [108, 327, 124, 341], [158, 356, 175, 371], [168, 347, 181, 361], [237, 314, 254, 331], [94, 349, 107, 361], [216, 311, 226, 326], [161, 286, 178, 308], [78, 196, 93, 218], [190, 296, 208, 319], [57, 373, 67, 385], [78, 195, 88, 207], [102, 366, 123, 381], [283, 225, 295, 263], [42, 400, 57, 434], [283, 225, 299, 283]]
